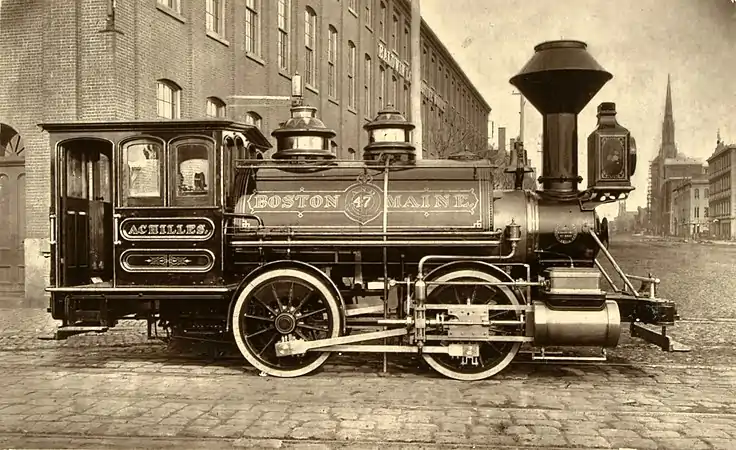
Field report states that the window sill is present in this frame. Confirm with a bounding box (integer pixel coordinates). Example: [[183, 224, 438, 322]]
[[349, 8, 358, 18], [206, 30, 229, 47], [347, 106, 357, 115], [365, 24, 373, 33], [156, 4, 186, 23], [306, 84, 319, 95], [246, 53, 265, 66], [279, 70, 292, 81], [328, 98, 339, 107]]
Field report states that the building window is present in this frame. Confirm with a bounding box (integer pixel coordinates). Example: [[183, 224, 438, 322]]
[[244, 111, 262, 129], [404, 84, 409, 117], [328, 25, 338, 99], [379, 2, 386, 41], [695, 207, 700, 219], [206, 97, 226, 117], [705, 206, 709, 217], [349, 0, 357, 12], [694, 188, 699, 199], [365, 0, 372, 28], [158, 0, 180, 13], [422, 46, 428, 80], [156, 80, 181, 119], [347, 41, 356, 109], [705, 188, 709, 198], [430, 53, 436, 86], [391, 14, 398, 50], [304, 7, 317, 86], [245, 0, 260, 55], [278, 0, 290, 71], [378, 66, 386, 109], [391, 75, 398, 107], [403, 24, 409, 60], [364, 54, 372, 117], [206, 0, 224, 35]]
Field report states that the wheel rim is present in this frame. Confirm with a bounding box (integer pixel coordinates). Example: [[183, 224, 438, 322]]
[[232, 269, 342, 377], [422, 269, 523, 381]]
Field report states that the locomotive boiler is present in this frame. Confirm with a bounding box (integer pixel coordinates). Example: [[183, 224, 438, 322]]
[[42, 40, 684, 381]]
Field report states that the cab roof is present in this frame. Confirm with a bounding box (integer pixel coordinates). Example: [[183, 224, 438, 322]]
[[38, 119, 272, 149]]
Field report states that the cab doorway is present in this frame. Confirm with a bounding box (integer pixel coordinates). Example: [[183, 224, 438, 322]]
[[57, 139, 113, 286]]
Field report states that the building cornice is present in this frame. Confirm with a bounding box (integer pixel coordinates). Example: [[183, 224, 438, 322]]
[[395, 0, 490, 114]]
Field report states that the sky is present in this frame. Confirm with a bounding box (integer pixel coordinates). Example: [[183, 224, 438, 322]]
[[421, 0, 736, 218]]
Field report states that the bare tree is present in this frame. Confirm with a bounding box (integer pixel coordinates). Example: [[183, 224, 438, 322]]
[[425, 111, 515, 189]]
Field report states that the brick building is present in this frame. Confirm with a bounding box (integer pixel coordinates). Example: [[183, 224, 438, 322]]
[[0, 0, 491, 306], [671, 177, 710, 238], [707, 139, 736, 240]]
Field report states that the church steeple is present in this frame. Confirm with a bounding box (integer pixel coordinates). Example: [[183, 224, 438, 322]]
[[660, 74, 677, 158]]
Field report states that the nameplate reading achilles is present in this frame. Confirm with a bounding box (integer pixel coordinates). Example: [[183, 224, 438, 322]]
[[125, 223, 209, 236]]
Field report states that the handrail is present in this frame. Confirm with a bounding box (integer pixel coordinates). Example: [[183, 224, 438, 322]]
[[589, 229, 639, 297]]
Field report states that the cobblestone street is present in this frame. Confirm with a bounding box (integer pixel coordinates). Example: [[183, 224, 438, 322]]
[[1, 309, 735, 449]]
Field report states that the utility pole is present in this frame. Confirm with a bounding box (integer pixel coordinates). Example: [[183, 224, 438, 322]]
[[410, 0, 423, 160]]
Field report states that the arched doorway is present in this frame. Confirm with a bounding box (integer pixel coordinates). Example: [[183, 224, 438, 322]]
[[0, 124, 26, 306]]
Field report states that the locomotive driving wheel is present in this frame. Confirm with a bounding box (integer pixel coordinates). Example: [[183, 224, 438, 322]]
[[422, 268, 524, 381], [231, 268, 343, 377]]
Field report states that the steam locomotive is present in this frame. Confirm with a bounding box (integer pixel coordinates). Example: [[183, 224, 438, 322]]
[[42, 40, 683, 381]]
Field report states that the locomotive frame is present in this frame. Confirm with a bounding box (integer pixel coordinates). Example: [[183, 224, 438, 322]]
[[41, 40, 688, 381]]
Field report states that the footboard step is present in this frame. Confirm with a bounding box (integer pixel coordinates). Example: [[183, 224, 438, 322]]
[[38, 326, 110, 341], [630, 322, 691, 352]]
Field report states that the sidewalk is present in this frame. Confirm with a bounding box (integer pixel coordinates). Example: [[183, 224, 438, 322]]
[[637, 234, 736, 246], [0, 308, 153, 351]]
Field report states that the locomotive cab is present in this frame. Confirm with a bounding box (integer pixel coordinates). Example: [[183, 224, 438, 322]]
[[41, 119, 270, 325]]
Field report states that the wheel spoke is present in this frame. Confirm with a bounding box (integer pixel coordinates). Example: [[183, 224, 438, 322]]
[[297, 307, 326, 320], [294, 328, 310, 340], [293, 289, 315, 314], [297, 323, 329, 333], [244, 314, 273, 322], [271, 282, 286, 311], [252, 294, 278, 316], [246, 325, 275, 340], [288, 281, 295, 306], [257, 333, 280, 357]]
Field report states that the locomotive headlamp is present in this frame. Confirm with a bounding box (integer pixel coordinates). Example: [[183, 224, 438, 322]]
[[363, 105, 416, 164], [585, 102, 636, 201]]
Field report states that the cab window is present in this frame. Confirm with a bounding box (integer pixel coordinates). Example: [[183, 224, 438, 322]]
[[121, 139, 164, 206], [171, 138, 214, 206]]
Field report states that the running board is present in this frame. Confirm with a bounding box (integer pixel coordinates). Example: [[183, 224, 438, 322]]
[[630, 322, 691, 352], [39, 326, 110, 341]]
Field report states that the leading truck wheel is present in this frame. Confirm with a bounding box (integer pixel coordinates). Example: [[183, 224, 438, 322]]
[[231, 268, 343, 377], [421, 269, 524, 381]]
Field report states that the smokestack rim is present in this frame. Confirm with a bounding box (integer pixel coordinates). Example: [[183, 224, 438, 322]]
[[534, 40, 588, 52]]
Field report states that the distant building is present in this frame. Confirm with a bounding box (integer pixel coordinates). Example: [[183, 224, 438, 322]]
[[647, 75, 706, 235], [707, 137, 736, 240], [671, 177, 710, 238], [614, 201, 638, 233]]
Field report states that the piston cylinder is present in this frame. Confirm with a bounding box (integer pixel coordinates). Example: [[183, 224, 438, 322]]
[[532, 300, 621, 347]]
